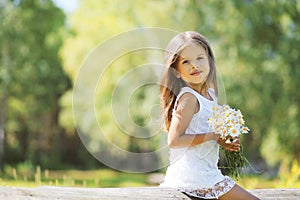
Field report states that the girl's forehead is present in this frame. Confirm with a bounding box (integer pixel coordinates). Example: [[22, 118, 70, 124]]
[[179, 43, 206, 57]]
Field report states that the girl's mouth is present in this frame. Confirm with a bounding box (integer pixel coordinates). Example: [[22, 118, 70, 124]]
[[190, 70, 202, 76]]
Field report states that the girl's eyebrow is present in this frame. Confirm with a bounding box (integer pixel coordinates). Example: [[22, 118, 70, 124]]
[[179, 55, 188, 60]]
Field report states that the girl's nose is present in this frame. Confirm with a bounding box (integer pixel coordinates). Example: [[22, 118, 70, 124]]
[[192, 63, 199, 69]]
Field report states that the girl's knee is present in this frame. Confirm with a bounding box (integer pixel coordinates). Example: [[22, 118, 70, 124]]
[[219, 184, 260, 200]]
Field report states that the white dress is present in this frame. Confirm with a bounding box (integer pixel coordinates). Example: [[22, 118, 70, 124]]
[[160, 87, 235, 199]]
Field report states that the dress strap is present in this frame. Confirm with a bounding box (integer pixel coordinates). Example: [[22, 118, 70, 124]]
[[172, 87, 197, 114], [207, 88, 217, 102]]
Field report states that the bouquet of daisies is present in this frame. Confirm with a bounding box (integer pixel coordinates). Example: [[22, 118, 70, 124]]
[[208, 105, 251, 178]]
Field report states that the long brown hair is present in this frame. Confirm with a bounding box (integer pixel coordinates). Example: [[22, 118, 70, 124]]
[[159, 31, 218, 131]]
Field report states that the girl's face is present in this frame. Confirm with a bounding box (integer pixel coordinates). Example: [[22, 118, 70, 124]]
[[176, 43, 210, 92]]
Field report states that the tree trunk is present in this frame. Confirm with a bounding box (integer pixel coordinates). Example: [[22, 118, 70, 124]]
[[0, 86, 7, 173]]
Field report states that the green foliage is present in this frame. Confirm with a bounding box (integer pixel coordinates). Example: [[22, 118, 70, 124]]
[[1, 0, 299, 175], [0, 0, 71, 168], [63, 0, 300, 170], [213, 0, 300, 166]]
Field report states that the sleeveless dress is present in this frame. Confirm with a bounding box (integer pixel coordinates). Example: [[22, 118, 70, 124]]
[[160, 87, 235, 199]]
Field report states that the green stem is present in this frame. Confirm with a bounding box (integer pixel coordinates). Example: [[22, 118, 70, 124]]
[[220, 144, 256, 179]]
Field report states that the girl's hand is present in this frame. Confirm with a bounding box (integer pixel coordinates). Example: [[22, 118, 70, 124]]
[[217, 137, 240, 152]]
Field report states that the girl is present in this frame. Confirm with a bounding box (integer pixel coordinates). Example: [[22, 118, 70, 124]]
[[159, 31, 259, 200]]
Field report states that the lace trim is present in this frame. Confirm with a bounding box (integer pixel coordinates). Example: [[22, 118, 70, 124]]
[[179, 176, 235, 199]]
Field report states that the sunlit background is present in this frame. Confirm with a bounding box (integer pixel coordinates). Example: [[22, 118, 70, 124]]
[[0, 0, 299, 188]]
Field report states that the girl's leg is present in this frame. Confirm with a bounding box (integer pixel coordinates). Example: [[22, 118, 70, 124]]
[[186, 196, 208, 200], [183, 193, 211, 200], [219, 184, 260, 200]]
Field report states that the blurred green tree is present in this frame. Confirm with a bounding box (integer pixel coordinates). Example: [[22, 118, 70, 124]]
[[2, 0, 298, 171], [0, 0, 71, 170], [213, 0, 300, 166], [62, 0, 300, 169]]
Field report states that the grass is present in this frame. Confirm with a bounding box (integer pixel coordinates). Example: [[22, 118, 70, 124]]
[[0, 166, 150, 188], [1, 159, 299, 189]]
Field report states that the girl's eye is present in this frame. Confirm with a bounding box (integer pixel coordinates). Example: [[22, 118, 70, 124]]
[[197, 57, 203, 60], [182, 60, 189, 64]]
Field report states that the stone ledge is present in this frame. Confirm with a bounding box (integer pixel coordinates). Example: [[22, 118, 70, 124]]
[[0, 186, 299, 200]]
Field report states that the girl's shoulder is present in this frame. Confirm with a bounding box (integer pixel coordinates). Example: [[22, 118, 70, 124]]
[[173, 87, 198, 112], [174, 88, 199, 114], [177, 87, 198, 103], [177, 91, 198, 104]]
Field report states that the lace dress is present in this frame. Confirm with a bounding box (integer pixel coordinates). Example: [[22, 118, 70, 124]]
[[160, 87, 235, 199]]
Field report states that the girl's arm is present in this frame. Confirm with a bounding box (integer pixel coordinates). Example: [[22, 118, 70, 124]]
[[167, 93, 218, 148]]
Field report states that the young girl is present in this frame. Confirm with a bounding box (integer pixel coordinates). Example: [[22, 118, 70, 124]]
[[159, 31, 259, 200]]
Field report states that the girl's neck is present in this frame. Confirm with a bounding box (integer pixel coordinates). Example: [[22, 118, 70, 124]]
[[188, 83, 206, 93], [201, 90, 212, 101], [187, 84, 211, 100]]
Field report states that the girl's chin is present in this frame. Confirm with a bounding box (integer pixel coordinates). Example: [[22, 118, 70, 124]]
[[181, 77, 206, 86], [185, 81, 206, 88]]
